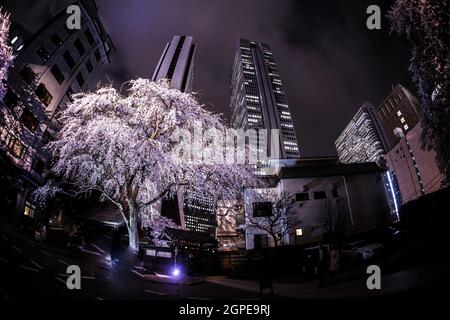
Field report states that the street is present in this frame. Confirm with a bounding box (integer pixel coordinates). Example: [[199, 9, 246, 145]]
[[1, 220, 447, 300], [0, 223, 262, 301]]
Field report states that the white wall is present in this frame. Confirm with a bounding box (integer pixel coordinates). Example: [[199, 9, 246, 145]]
[[243, 171, 388, 249]]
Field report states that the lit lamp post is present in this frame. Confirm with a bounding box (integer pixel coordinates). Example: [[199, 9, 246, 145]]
[[172, 245, 180, 277]]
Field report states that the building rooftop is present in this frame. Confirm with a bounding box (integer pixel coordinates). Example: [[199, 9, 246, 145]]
[[278, 159, 385, 179], [163, 227, 216, 245]]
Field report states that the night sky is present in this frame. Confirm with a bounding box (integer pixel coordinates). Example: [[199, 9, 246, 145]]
[[1, 0, 414, 156]]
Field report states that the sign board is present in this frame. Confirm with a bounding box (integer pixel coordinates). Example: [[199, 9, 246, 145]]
[[157, 251, 172, 259]]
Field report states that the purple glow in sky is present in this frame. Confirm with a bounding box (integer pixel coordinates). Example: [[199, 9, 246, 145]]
[[0, 0, 413, 156]]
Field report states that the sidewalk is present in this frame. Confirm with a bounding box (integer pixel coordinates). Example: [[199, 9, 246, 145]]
[[206, 263, 445, 299], [0, 221, 80, 258]]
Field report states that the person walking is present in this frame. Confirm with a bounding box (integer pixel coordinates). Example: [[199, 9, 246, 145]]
[[259, 254, 274, 295], [318, 243, 330, 288], [329, 244, 340, 284]]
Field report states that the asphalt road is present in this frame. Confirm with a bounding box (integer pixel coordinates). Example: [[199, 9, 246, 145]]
[[0, 224, 262, 301]]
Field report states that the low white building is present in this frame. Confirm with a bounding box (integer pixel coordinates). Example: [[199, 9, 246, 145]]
[[242, 157, 390, 250]]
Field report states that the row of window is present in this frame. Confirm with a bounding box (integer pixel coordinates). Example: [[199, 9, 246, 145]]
[[0, 130, 26, 159], [378, 90, 405, 119], [13, 48, 100, 129], [38, 28, 95, 64], [295, 190, 338, 201]]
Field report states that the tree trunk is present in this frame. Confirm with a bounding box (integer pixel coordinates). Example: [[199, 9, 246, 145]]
[[128, 208, 139, 251], [272, 234, 279, 247]]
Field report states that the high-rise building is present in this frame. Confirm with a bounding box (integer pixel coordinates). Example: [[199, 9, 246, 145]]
[[376, 84, 445, 205], [229, 39, 300, 161], [151, 35, 196, 93], [0, 0, 113, 224], [335, 102, 389, 164], [386, 123, 445, 203], [335, 85, 437, 219], [335, 102, 399, 219], [375, 84, 421, 150], [153, 36, 215, 235], [183, 192, 216, 237]]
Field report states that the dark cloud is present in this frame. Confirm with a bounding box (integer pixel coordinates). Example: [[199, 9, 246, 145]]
[[1, 0, 413, 156]]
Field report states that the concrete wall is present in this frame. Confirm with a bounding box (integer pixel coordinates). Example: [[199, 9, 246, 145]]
[[386, 123, 445, 203], [242, 172, 388, 250]]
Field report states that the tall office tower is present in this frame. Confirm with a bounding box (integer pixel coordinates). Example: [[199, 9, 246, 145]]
[[375, 84, 421, 150], [335, 102, 401, 219], [183, 192, 216, 237], [153, 36, 215, 235], [151, 35, 196, 93], [229, 38, 300, 162], [0, 0, 113, 224], [335, 102, 389, 164]]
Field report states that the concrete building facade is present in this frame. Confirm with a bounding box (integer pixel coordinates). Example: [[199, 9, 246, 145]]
[[229, 39, 300, 164], [151, 35, 196, 93], [386, 123, 445, 204], [241, 158, 389, 250], [335, 102, 389, 164], [0, 0, 113, 225], [375, 84, 421, 150]]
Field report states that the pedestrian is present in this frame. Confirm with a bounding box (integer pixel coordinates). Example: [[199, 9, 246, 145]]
[[259, 254, 274, 295], [318, 243, 330, 288], [41, 224, 47, 244], [329, 244, 339, 284]]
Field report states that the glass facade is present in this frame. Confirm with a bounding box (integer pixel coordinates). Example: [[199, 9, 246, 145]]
[[230, 39, 300, 164]]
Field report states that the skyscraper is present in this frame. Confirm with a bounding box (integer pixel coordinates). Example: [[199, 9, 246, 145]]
[[375, 84, 421, 150], [229, 39, 300, 160], [335, 102, 400, 219], [0, 0, 113, 224], [335, 102, 389, 164], [153, 36, 215, 235], [151, 35, 196, 93]]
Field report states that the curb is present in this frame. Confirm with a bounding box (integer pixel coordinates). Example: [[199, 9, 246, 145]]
[[131, 269, 204, 285]]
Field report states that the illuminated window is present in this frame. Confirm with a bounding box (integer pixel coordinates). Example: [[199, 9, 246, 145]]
[[400, 117, 405, 123], [295, 228, 303, 236], [404, 124, 409, 130], [397, 111, 402, 116], [1, 132, 26, 158], [24, 201, 36, 218]]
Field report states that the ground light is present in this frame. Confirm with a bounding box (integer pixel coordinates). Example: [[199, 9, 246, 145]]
[[171, 267, 180, 277]]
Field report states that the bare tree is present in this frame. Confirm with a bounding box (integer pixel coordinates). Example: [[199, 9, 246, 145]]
[[316, 199, 350, 244], [248, 192, 300, 247]]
